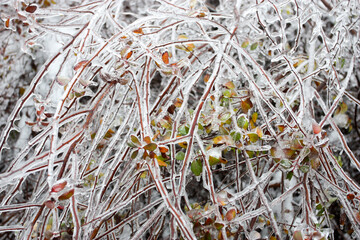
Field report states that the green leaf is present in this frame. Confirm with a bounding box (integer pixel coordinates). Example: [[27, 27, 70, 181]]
[[286, 171, 293, 180], [237, 116, 249, 129], [247, 133, 259, 143], [218, 111, 231, 122], [176, 151, 185, 161], [280, 159, 292, 169], [144, 143, 157, 151], [209, 156, 220, 166], [230, 131, 241, 142], [191, 160, 203, 176], [131, 135, 141, 146], [299, 165, 309, 173], [214, 222, 224, 230], [131, 150, 138, 159], [250, 42, 258, 50], [178, 125, 189, 136]]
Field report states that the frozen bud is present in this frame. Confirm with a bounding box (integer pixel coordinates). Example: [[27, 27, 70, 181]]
[[312, 121, 322, 135]]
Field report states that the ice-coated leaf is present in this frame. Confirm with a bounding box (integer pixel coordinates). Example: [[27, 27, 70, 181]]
[[144, 143, 157, 151], [51, 181, 67, 193], [191, 160, 203, 176], [74, 60, 88, 71], [250, 42, 258, 50], [241, 40, 249, 48], [176, 151, 185, 160], [58, 189, 74, 200], [131, 150, 139, 159], [56, 76, 70, 86], [247, 133, 259, 143], [209, 155, 220, 166], [237, 115, 249, 129], [224, 81, 235, 89], [131, 135, 141, 146]]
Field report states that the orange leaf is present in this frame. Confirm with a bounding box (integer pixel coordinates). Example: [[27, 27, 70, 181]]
[[241, 98, 253, 114], [162, 51, 169, 64], [144, 136, 151, 144], [133, 28, 143, 34], [174, 98, 183, 108], [126, 51, 133, 59], [157, 158, 168, 167], [204, 74, 210, 83], [5, 18, 10, 28], [255, 127, 263, 138], [159, 146, 168, 153]]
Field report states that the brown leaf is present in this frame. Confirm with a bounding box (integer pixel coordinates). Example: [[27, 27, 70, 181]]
[[58, 189, 74, 200], [25, 5, 37, 13], [144, 143, 157, 151]]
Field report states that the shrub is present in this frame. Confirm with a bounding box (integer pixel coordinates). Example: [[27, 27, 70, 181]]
[[0, 0, 359, 239]]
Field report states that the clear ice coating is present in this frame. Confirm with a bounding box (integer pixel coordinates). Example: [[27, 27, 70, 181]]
[[0, 0, 359, 239]]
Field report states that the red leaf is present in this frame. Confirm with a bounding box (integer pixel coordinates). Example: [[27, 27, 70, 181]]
[[74, 60, 88, 71], [44, 199, 56, 209], [51, 181, 67, 193]]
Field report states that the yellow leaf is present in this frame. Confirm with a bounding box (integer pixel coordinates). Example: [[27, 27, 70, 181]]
[[255, 127, 263, 138]]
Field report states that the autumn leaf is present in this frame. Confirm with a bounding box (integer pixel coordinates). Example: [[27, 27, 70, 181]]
[[126, 51, 133, 59], [144, 143, 157, 151], [162, 51, 169, 64], [209, 156, 220, 166], [225, 208, 236, 221], [241, 40, 249, 48], [51, 181, 67, 193], [131, 135, 141, 146], [213, 135, 234, 145], [144, 136, 151, 144], [156, 158, 168, 167], [58, 189, 74, 200], [25, 5, 37, 13], [224, 81, 235, 89], [131, 150, 138, 159], [73, 60, 88, 71], [247, 133, 259, 143], [159, 146, 168, 153], [133, 28, 144, 34], [241, 98, 253, 114]]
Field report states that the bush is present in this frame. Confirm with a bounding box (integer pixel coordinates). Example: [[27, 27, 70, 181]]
[[0, 0, 359, 239]]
